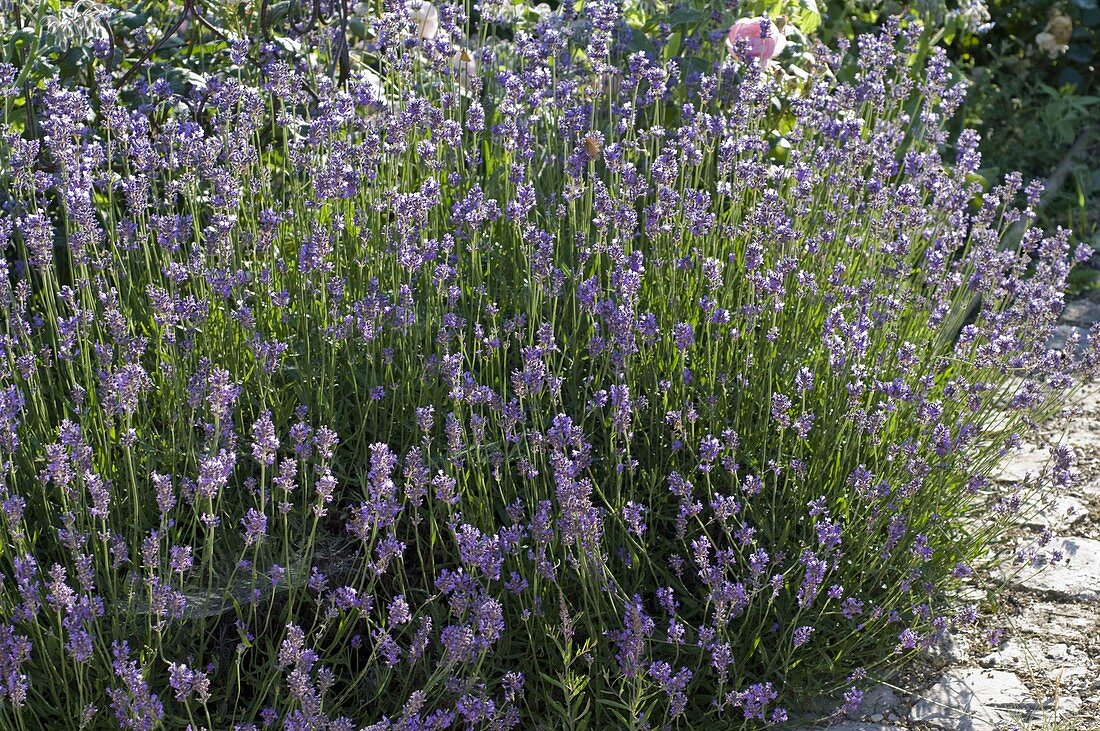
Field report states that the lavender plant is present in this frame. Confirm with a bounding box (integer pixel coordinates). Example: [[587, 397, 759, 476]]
[[0, 2, 1094, 729]]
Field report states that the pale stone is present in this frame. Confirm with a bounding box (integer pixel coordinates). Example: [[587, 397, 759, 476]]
[[950, 580, 985, 602], [979, 637, 1093, 683], [1059, 298, 1100, 325], [1061, 418, 1100, 453], [1065, 381, 1100, 407], [1055, 695, 1083, 716], [989, 443, 1049, 484], [1017, 494, 1088, 531], [908, 669, 1034, 731], [1079, 476, 1100, 499], [923, 630, 971, 665], [792, 724, 903, 731], [1030, 694, 1084, 724], [952, 584, 987, 603], [856, 684, 901, 718], [998, 536, 1100, 602], [1011, 602, 1097, 643], [1047, 325, 1089, 355]]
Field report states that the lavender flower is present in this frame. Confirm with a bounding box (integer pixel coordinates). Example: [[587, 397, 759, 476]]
[[241, 508, 268, 547], [792, 626, 815, 648], [621, 501, 647, 538], [0, 10, 1085, 727], [107, 643, 164, 730], [251, 411, 280, 466]]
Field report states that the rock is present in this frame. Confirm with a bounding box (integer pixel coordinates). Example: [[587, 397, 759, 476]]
[[791, 724, 903, 731], [1045, 694, 1083, 716], [855, 684, 901, 718], [1059, 298, 1100, 325], [979, 637, 1093, 683], [1080, 476, 1100, 500], [1020, 695, 1085, 726], [923, 630, 971, 665], [1011, 602, 1098, 644], [908, 669, 1034, 731], [1062, 418, 1100, 454], [989, 443, 1049, 484], [998, 536, 1100, 602], [1017, 494, 1088, 531], [1047, 325, 1089, 355], [952, 584, 986, 604], [1064, 381, 1100, 410]]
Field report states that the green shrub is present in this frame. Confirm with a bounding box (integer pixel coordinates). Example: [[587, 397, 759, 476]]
[[0, 3, 1091, 728]]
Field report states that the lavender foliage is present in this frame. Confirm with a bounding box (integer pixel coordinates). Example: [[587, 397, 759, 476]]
[[0, 2, 1093, 728]]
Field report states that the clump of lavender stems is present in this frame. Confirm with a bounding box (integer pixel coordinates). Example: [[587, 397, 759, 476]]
[[0, 3, 1093, 728]]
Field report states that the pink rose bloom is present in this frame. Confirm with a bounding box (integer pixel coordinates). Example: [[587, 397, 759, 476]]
[[726, 17, 787, 67]]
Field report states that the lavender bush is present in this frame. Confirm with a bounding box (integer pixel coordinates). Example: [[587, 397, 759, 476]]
[[0, 2, 1094, 728]]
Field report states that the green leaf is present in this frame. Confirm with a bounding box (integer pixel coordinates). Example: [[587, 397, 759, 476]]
[[1058, 67, 1085, 90], [117, 11, 152, 29], [348, 18, 368, 38], [679, 54, 712, 78], [789, 0, 822, 35], [538, 672, 569, 692], [6, 27, 36, 52], [943, 13, 957, 46], [770, 136, 791, 163], [56, 46, 93, 80], [272, 36, 303, 56], [667, 6, 703, 28], [165, 68, 209, 95], [29, 56, 58, 83], [663, 31, 682, 61], [624, 30, 657, 58], [786, 63, 810, 79], [1066, 44, 1093, 63]]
